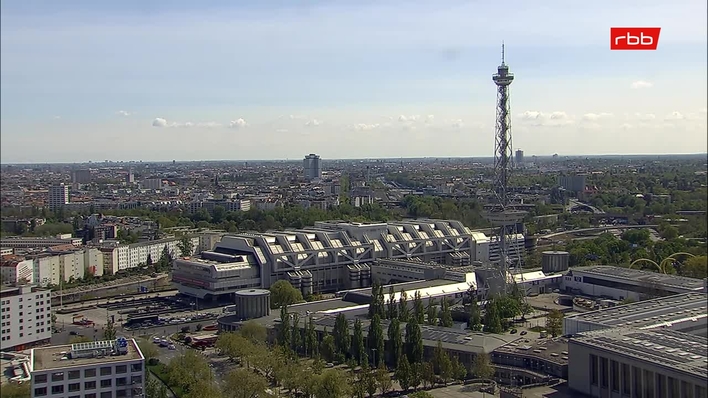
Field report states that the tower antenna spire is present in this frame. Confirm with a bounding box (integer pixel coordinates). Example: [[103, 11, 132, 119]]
[[501, 41, 505, 65]]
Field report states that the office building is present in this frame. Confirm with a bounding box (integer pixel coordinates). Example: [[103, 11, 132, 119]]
[[0, 285, 52, 351], [71, 170, 92, 184], [561, 265, 705, 301], [1, 255, 34, 285], [557, 174, 587, 192], [515, 149, 524, 166], [172, 219, 492, 299], [564, 292, 708, 336], [0, 236, 83, 249], [30, 338, 145, 398], [140, 178, 163, 190], [98, 236, 201, 274], [126, 168, 135, 184], [568, 328, 707, 398], [48, 184, 70, 210], [303, 153, 322, 181]]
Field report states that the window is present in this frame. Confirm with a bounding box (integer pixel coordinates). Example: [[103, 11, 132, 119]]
[[100, 379, 112, 388], [51, 372, 64, 382], [85, 381, 97, 390], [610, 360, 619, 392], [590, 355, 598, 386], [51, 385, 64, 394], [34, 387, 47, 396], [600, 358, 610, 388], [101, 392, 113, 398], [131, 363, 143, 372], [100, 366, 112, 376], [68, 370, 79, 380], [621, 363, 630, 396], [35, 374, 47, 383], [86, 394, 97, 398], [116, 365, 127, 374], [85, 368, 96, 377], [68, 383, 81, 392], [131, 375, 142, 384], [644, 370, 654, 398], [117, 377, 127, 386]]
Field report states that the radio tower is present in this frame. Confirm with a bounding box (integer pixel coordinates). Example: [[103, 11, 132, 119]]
[[484, 43, 527, 293]]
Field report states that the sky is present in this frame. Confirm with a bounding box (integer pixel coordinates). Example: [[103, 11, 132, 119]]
[[1, 0, 707, 163]]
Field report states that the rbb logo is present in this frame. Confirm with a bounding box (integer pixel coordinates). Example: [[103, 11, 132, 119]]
[[610, 27, 661, 50]]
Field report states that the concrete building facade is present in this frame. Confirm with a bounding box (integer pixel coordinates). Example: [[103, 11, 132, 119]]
[[30, 338, 145, 398], [0, 285, 52, 351]]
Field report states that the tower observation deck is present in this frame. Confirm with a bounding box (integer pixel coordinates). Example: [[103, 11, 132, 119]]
[[485, 43, 527, 291]]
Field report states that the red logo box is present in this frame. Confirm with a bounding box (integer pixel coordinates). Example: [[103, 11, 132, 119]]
[[610, 27, 661, 50]]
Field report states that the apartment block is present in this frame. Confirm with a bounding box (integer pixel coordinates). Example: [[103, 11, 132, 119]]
[[30, 338, 145, 398], [0, 285, 52, 351]]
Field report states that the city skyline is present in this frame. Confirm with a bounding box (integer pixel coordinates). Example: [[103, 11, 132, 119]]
[[1, 0, 707, 163]]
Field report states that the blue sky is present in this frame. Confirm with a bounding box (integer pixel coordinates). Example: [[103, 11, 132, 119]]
[[1, 0, 706, 163]]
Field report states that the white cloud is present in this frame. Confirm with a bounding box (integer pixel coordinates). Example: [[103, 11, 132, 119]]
[[229, 118, 248, 129], [352, 123, 380, 131], [582, 113, 613, 121], [700, 107, 707, 114], [424, 115, 435, 124], [152, 117, 168, 127], [53, 115, 61, 120], [665, 111, 685, 121], [621, 123, 633, 130], [518, 111, 574, 127], [305, 119, 322, 127], [276, 129, 289, 133], [117, 110, 131, 117], [450, 119, 464, 128], [398, 115, 420, 122], [152, 118, 222, 128], [631, 80, 653, 89]]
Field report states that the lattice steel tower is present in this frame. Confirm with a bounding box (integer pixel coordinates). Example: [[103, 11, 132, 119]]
[[484, 43, 527, 292]]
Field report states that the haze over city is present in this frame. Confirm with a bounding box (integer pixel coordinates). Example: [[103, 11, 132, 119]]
[[1, 0, 707, 163]]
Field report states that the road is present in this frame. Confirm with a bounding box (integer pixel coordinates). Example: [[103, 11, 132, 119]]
[[538, 224, 658, 240]]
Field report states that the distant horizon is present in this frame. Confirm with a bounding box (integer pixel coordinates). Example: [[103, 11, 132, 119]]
[[2, 152, 707, 166]]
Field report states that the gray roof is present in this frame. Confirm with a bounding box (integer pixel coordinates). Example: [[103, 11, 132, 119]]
[[571, 328, 708, 380], [570, 265, 705, 290], [566, 293, 708, 330]]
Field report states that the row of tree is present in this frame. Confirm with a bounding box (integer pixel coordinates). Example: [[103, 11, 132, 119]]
[[367, 281, 454, 327]]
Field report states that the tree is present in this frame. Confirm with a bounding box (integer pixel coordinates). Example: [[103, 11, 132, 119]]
[[409, 391, 435, 398], [321, 330, 337, 362], [468, 298, 482, 331], [165, 350, 213, 396], [368, 314, 385, 367], [270, 280, 304, 309], [222, 368, 268, 398], [386, 285, 398, 320], [352, 319, 366, 365], [398, 289, 410, 322], [405, 318, 424, 364], [305, 315, 319, 357], [420, 362, 435, 389], [145, 374, 169, 398], [426, 298, 438, 326], [333, 313, 351, 360], [137, 339, 159, 364], [546, 309, 565, 337], [146, 254, 153, 266], [432, 340, 453, 384], [451, 355, 468, 382], [315, 368, 351, 398], [279, 305, 292, 351], [471, 353, 495, 380], [70, 336, 93, 343], [681, 255, 708, 279], [413, 291, 425, 324], [292, 313, 303, 354], [395, 354, 412, 392], [104, 314, 116, 340], [387, 318, 403, 368], [483, 297, 503, 334], [439, 298, 453, 327], [362, 365, 378, 398], [176, 235, 194, 257], [0, 382, 30, 398], [375, 364, 393, 395], [368, 280, 385, 319], [239, 320, 267, 344]]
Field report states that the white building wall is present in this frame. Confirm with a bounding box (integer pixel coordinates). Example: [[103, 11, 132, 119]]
[[0, 286, 52, 351], [1, 259, 34, 284], [84, 248, 104, 277]]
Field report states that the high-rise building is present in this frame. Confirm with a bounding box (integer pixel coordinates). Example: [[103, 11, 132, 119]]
[[0, 284, 52, 351], [126, 168, 135, 184], [515, 149, 524, 166], [71, 169, 92, 184], [558, 174, 587, 192], [30, 338, 145, 398], [48, 184, 69, 210], [140, 178, 163, 190], [303, 154, 322, 181]]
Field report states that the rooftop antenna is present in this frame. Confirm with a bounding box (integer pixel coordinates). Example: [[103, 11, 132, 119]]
[[501, 41, 505, 65]]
